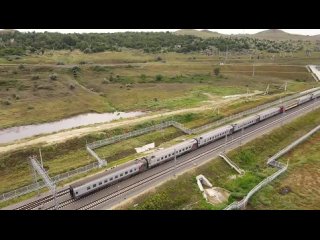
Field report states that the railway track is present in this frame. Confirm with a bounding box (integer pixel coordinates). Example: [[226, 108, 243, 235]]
[[14, 98, 320, 210], [15, 189, 69, 210], [47, 198, 76, 210], [78, 101, 320, 210]]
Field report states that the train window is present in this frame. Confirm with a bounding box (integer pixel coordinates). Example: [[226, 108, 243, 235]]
[[161, 157, 163, 160], [99, 182, 102, 185], [130, 170, 132, 173], [104, 180, 108, 183], [87, 186, 91, 190], [134, 168, 136, 171], [93, 184, 96, 188], [110, 178, 113, 181], [115, 176, 118, 179], [169, 154, 171, 157], [125, 171, 128, 175], [120, 174, 123, 177], [165, 155, 167, 158], [76, 192, 78, 195]]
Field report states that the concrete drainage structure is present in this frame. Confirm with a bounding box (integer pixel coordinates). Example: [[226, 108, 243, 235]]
[[196, 175, 230, 205]]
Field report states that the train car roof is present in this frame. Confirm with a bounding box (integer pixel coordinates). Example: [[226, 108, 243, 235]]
[[198, 125, 233, 139], [256, 107, 280, 116], [232, 114, 259, 125], [299, 87, 320, 95], [151, 139, 197, 157], [299, 94, 311, 99], [70, 159, 142, 188]]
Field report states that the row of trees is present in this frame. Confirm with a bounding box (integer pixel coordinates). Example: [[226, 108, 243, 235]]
[[0, 31, 305, 56]]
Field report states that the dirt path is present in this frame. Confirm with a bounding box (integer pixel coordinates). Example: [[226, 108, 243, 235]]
[[0, 104, 219, 154]]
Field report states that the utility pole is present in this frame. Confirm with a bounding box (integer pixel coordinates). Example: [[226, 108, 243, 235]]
[[284, 81, 288, 92], [224, 134, 228, 153], [29, 156, 57, 210], [39, 148, 43, 168], [246, 86, 250, 99], [240, 127, 244, 147], [173, 148, 177, 178], [252, 62, 255, 77], [264, 84, 270, 95], [225, 45, 228, 64]]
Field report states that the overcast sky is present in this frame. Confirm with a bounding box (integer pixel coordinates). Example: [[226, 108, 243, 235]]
[[6, 29, 320, 36]]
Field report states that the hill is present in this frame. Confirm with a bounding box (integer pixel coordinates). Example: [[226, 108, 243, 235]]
[[175, 29, 320, 42], [252, 29, 314, 41], [175, 29, 224, 38]]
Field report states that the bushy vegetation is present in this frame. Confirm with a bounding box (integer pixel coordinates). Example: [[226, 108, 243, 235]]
[[0, 31, 304, 56]]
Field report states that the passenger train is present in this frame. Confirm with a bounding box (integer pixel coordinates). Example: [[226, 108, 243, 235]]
[[70, 90, 320, 199]]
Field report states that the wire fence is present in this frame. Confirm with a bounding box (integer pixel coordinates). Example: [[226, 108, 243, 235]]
[[225, 123, 320, 210], [0, 162, 99, 203], [2, 87, 320, 204]]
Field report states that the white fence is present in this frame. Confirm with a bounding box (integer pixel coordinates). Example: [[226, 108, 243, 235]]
[[225, 124, 320, 210], [87, 121, 174, 150], [267, 125, 320, 165], [225, 164, 288, 210], [2, 87, 319, 204]]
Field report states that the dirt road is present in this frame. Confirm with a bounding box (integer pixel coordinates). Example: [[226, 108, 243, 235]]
[[0, 104, 219, 154]]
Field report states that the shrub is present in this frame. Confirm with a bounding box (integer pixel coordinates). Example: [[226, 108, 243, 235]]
[[214, 67, 220, 76], [49, 73, 58, 80], [18, 64, 25, 70], [31, 75, 40, 80], [72, 66, 81, 72], [155, 74, 163, 81], [12, 94, 20, 100], [140, 74, 147, 80], [69, 84, 75, 90], [2, 99, 11, 105], [57, 61, 65, 65], [102, 78, 110, 84]]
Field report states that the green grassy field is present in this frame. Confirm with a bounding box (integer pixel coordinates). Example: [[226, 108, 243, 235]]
[[0, 92, 298, 201], [0, 50, 316, 128], [250, 131, 320, 210], [0, 86, 315, 197], [0, 49, 319, 208], [118, 106, 320, 210]]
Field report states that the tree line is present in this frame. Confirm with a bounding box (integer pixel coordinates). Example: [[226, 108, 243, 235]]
[[0, 31, 305, 57]]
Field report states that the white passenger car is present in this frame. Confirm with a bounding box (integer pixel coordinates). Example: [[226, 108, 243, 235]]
[[231, 115, 260, 132], [312, 90, 320, 99], [146, 139, 198, 168], [197, 125, 233, 147], [70, 159, 147, 199], [257, 107, 281, 121], [298, 95, 312, 104]]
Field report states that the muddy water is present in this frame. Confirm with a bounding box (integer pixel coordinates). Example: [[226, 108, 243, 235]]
[[0, 111, 145, 144]]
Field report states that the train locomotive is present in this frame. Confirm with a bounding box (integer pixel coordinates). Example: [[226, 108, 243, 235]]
[[70, 90, 320, 199]]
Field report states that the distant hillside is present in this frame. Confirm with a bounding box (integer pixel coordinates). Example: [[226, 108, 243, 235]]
[[175, 29, 224, 38], [175, 29, 320, 42], [252, 29, 312, 41]]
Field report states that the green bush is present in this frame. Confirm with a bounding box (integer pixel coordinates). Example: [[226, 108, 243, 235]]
[[155, 74, 163, 81]]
